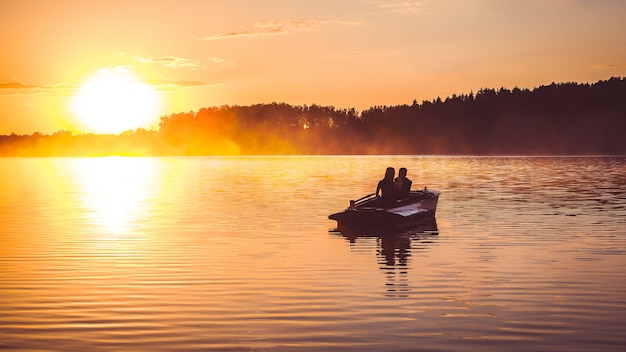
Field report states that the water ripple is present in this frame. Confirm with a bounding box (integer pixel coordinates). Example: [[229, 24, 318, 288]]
[[1, 156, 626, 351]]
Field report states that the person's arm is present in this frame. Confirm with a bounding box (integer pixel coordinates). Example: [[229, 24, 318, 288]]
[[375, 181, 381, 197]]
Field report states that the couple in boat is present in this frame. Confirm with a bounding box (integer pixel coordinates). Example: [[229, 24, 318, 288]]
[[375, 167, 412, 206]]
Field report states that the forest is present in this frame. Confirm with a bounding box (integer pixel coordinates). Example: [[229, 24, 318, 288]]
[[1, 77, 625, 156]]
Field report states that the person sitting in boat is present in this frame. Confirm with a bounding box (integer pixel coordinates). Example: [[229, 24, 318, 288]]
[[394, 167, 412, 199], [376, 167, 396, 206]]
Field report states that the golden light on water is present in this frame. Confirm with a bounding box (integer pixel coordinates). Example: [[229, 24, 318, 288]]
[[1, 157, 626, 351], [70, 157, 161, 235], [70, 68, 162, 134]]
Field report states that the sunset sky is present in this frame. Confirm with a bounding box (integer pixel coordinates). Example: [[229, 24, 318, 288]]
[[1, 0, 624, 135]]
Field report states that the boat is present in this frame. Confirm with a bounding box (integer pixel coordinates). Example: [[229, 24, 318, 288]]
[[328, 188, 440, 230]]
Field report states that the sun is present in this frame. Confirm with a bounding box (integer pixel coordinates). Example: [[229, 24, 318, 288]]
[[70, 68, 162, 134]]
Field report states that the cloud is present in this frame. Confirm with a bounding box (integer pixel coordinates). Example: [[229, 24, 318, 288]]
[[0, 68, 216, 97], [0, 82, 40, 89], [199, 19, 333, 41], [0, 82, 75, 95], [591, 63, 620, 69], [145, 78, 218, 90], [0, 76, 213, 96], [134, 56, 234, 69], [133, 56, 200, 68], [375, 0, 423, 14], [207, 57, 235, 67]]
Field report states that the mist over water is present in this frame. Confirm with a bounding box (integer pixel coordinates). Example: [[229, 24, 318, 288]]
[[1, 156, 625, 351]]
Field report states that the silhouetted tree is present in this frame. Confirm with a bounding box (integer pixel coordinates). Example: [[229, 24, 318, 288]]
[[1, 77, 625, 156]]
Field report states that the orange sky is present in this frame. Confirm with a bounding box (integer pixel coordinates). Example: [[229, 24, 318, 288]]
[[1, 0, 625, 134]]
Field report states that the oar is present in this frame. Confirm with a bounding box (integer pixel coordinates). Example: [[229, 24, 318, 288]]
[[350, 193, 376, 207]]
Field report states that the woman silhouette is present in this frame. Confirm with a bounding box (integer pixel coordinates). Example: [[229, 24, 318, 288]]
[[376, 167, 396, 207]]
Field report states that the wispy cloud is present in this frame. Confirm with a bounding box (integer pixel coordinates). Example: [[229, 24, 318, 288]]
[[207, 57, 235, 68], [0, 76, 215, 95], [591, 63, 621, 69], [133, 55, 234, 69], [0, 82, 75, 95], [133, 56, 200, 68], [199, 19, 345, 41], [0, 82, 40, 90], [375, 0, 423, 14], [145, 78, 218, 90]]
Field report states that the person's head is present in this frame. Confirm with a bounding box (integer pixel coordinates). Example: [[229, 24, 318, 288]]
[[399, 167, 407, 178], [384, 167, 395, 180]]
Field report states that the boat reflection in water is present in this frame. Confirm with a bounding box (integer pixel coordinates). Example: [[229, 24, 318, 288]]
[[330, 219, 439, 297]]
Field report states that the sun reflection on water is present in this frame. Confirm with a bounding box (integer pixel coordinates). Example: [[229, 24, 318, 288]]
[[69, 157, 161, 235]]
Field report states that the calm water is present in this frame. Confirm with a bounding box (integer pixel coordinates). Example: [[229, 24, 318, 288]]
[[1, 156, 625, 351]]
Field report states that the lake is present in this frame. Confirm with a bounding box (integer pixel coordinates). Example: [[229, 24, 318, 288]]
[[1, 156, 625, 351]]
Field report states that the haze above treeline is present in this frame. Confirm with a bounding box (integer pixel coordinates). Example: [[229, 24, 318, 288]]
[[1, 77, 625, 156]]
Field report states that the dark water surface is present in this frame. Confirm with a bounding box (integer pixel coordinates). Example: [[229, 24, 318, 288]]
[[1, 156, 625, 351]]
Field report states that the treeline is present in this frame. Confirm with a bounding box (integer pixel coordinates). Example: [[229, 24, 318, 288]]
[[1, 77, 625, 156]]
